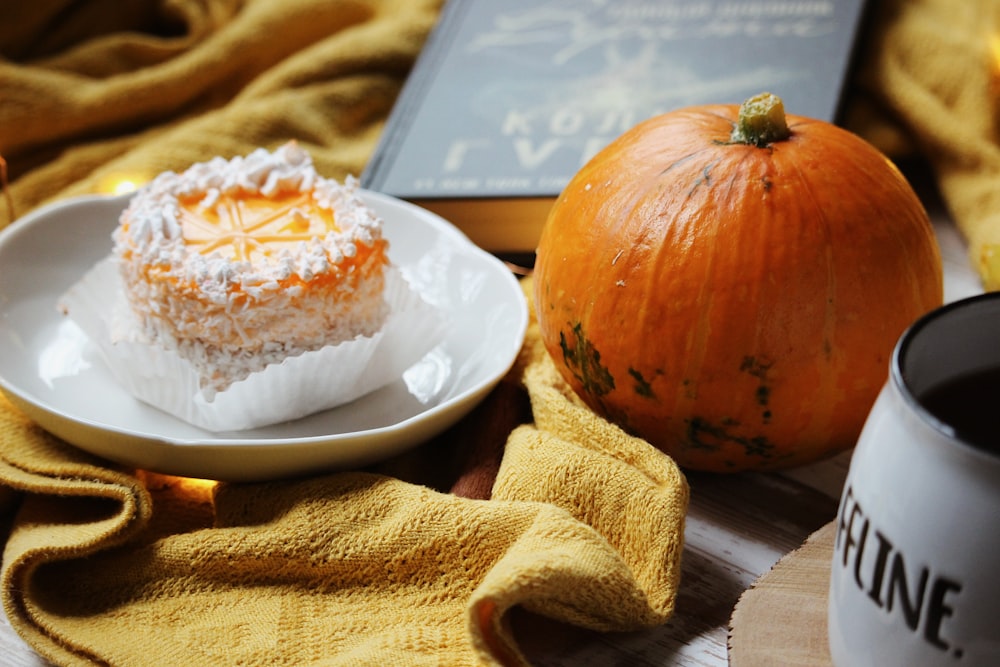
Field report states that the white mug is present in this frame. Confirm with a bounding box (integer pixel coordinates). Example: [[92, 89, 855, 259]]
[[828, 293, 1000, 666]]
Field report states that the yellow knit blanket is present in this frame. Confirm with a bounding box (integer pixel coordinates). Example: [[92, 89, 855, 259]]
[[843, 0, 1000, 289], [0, 0, 996, 664], [0, 279, 689, 665]]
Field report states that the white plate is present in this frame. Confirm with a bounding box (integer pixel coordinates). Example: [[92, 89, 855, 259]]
[[0, 192, 528, 481]]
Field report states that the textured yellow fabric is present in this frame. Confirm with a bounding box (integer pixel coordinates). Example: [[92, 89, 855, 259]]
[[0, 278, 689, 666], [0, 0, 442, 223], [842, 0, 1000, 289]]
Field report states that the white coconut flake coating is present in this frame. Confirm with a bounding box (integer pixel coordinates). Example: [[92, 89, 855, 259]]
[[112, 141, 391, 392]]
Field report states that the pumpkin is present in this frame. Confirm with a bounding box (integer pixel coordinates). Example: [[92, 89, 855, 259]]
[[533, 92, 943, 472]]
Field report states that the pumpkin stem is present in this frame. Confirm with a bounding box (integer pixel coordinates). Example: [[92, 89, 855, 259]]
[[730, 92, 791, 147]]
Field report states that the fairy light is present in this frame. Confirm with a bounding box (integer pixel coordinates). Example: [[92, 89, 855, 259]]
[[113, 179, 140, 195], [136, 470, 219, 502], [990, 32, 1000, 99], [99, 172, 150, 196], [179, 476, 219, 494], [1, 152, 14, 223]]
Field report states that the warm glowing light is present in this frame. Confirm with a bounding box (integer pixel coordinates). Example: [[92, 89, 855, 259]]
[[0, 152, 13, 222], [113, 179, 139, 195], [98, 173, 150, 196], [182, 477, 220, 492], [136, 469, 219, 502]]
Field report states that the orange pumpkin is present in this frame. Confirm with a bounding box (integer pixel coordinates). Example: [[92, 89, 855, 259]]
[[533, 93, 943, 472]]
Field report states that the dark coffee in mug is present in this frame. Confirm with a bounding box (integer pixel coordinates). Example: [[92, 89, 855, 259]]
[[919, 365, 1000, 453]]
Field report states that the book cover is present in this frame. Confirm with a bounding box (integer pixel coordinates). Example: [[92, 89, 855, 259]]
[[362, 0, 869, 254]]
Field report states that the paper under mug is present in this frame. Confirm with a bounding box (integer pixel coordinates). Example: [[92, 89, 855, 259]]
[[828, 293, 1000, 666]]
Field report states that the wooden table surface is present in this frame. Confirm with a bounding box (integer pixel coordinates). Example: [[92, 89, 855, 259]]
[[0, 197, 982, 666]]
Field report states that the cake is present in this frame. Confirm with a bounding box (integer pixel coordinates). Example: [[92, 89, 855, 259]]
[[112, 142, 390, 392]]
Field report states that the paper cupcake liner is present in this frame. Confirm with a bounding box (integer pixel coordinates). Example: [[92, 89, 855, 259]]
[[59, 256, 448, 432]]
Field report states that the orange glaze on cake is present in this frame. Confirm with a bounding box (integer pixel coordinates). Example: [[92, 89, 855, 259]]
[[178, 192, 337, 261], [113, 142, 390, 392]]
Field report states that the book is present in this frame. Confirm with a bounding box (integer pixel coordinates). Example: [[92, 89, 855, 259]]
[[362, 0, 869, 255]]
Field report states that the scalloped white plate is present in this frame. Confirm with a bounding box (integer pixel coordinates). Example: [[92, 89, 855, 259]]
[[0, 191, 528, 481]]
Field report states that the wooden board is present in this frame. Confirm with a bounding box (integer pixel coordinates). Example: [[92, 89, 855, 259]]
[[728, 521, 836, 666]]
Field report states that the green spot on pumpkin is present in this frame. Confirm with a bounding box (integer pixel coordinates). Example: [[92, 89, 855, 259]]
[[685, 417, 776, 459], [740, 355, 774, 423], [755, 385, 770, 407], [739, 355, 772, 381], [628, 367, 656, 399], [558, 322, 615, 398]]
